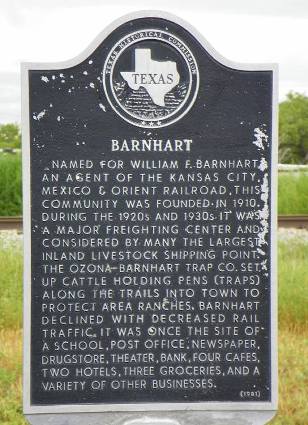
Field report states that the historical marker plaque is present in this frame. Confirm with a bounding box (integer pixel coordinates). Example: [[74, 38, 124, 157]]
[[22, 11, 278, 425]]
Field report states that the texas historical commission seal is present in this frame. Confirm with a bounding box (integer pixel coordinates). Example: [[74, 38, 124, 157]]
[[103, 30, 199, 128]]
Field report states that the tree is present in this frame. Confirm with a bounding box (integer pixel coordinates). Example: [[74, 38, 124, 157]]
[[279, 92, 308, 164], [0, 123, 21, 149]]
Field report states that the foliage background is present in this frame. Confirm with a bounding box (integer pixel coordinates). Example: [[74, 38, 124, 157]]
[[0, 124, 21, 149], [279, 93, 308, 164]]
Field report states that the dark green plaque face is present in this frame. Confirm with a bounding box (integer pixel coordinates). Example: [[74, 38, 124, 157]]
[[23, 12, 277, 412]]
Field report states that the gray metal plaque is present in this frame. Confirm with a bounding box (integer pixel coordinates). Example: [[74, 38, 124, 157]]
[[22, 11, 278, 425]]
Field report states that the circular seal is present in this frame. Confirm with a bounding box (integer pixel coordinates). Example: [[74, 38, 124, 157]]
[[103, 29, 199, 128]]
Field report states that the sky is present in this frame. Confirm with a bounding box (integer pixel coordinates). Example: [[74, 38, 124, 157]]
[[0, 0, 307, 124]]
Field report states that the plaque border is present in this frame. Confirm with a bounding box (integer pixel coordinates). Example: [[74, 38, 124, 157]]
[[22, 10, 278, 415]]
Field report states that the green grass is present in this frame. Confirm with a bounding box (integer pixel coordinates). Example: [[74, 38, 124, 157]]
[[269, 329, 308, 425], [0, 235, 307, 423], [0, 329, 23, 425], [0, 154, 22, 216], [0, 243, 23, 329], [278, 172, 308, 214], [278, 239, 308, 330]]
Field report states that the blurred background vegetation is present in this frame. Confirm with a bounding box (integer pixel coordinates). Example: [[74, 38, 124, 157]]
[[0, 123, 21, 150], [279, 92, 308, 164]]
